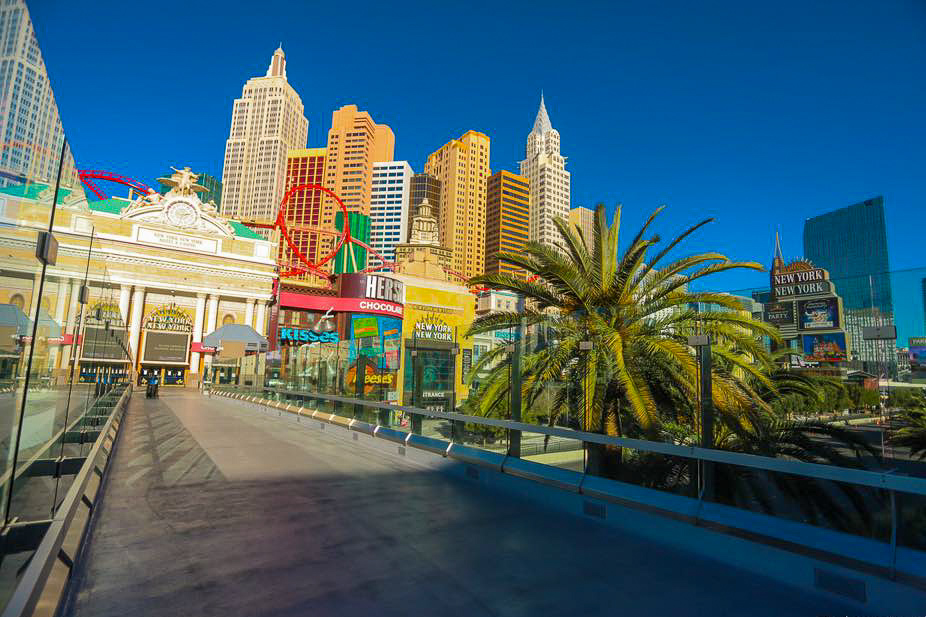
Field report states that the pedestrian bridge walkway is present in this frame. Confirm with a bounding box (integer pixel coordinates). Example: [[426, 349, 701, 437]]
[[55, 390, 882, 617]]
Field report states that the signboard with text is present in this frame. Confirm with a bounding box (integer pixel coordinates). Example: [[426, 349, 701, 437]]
[[763, 301, 794, 326], [143, 331, 190, 363], [772, 268, 831, 298], [339, 273, 405, 305], [137, 227, 218, 254], [461, 348, 472, 383], [81, 327, 128, 361], [414, 315, 454, 342]]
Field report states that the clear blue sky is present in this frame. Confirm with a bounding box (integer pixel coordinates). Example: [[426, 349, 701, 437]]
[[30, 1, 926, 299]]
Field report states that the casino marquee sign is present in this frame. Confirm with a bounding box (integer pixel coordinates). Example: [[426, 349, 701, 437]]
[[771, 263, 832, 299]]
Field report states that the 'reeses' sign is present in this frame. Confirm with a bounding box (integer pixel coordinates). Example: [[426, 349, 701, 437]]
[[772, 268, 831, 298]]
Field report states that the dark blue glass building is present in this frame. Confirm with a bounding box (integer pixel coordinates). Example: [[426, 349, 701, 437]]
[[803, 197, 892, 313], [803, 197, 894, 374]]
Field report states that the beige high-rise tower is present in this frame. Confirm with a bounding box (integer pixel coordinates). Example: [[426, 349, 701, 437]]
[[424, 131, 490, 281], [220, 47, 308, 225]]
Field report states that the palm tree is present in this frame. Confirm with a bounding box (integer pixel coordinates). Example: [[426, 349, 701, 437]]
[[712, 410, 882, 534], [466, 204, 782, 475], [891, 392, 926, 460]]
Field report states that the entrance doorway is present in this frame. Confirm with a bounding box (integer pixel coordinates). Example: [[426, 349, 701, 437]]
[[138, 366, 187, 386]]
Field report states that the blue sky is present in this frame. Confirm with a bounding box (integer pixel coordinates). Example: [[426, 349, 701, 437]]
[[30, 1, 926, 303]]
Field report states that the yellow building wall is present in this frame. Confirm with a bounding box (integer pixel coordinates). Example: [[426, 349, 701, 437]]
[[398, 280, 476, 407]]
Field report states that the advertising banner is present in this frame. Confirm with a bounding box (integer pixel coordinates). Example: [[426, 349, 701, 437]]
[[798, 298, 840, 330], [81, 327, 128, 360], [763, 301, 794, 326], [143, 331, 190, 363], [910, 338, 926, 374], [802, 332, 848, 363], [909, 347, 926, 372], [349, 315, 401, 362]]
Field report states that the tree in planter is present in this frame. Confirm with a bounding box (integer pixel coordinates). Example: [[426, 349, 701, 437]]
[[466, 203, 782, 476]]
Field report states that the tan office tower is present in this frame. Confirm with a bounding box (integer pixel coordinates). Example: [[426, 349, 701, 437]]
[[319, 105, 394, 260], [569, 206, 595, 246], [486, 171, 530, 278], [220, 47, 308, 226], [424, 131, 491, 281], [323, 105, 394, 216]]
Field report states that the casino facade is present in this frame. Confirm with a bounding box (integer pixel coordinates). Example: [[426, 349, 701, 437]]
[[0, 170, 277, 387], [272, 271, 477, 413]]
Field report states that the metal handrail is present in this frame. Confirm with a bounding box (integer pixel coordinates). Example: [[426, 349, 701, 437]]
[[0, 384, 122, 493], [235, 385, 926, 497], [0, 384, 130, 617]]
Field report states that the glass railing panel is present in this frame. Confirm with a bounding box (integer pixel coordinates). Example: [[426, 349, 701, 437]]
[[708, 459, 893, 542], [519, 430, 585, 472]]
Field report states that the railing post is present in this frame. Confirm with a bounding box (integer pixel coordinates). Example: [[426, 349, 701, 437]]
[[507, 320, 524, 458], [889, 489, 898, 579], [699, 343, 714, 501]]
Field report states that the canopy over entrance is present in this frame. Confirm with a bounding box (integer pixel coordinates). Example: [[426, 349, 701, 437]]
[[202, 324, 268, 355]]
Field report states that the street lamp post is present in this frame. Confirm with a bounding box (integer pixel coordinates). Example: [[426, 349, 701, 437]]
[[689, 333, 714, 501]]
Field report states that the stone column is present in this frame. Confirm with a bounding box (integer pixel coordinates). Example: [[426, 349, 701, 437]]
[[244, 299, 255, 329], [204, 294, 219, 374], [190, 294, 206, 377], [49, 278, 70, 378], [28, 271, 42, 321], [128, 286, 146, 363], [255, 301, 267, 336], [118, 285, 132, 324], [205, 294, 219, 335], [59, 278, 82, 373]]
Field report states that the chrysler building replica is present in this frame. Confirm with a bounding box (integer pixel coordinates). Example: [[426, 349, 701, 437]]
[[520, 94, 571, 255]]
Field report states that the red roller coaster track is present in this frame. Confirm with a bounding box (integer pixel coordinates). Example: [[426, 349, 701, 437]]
[[76, 170, 497, 293], [78, 169, 153, 201]]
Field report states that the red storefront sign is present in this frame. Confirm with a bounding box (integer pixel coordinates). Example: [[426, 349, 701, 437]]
[[279, 291, 403, 318]]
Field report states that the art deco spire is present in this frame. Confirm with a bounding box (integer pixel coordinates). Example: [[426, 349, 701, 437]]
[[773, 230, 784, 272], [266, 45, 286, 79], [531, 92, 553, 135]]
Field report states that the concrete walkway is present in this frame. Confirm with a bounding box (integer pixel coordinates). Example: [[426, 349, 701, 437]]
[[63, 391, 855, 617]]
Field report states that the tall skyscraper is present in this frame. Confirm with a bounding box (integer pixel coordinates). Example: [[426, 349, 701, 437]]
[[407, 173, 441, 239], [370, 161, 413, 265], [0, 0, 79, 190], [322, 105, 394, 270], [520, 94, 570, 255], [485, 171, 530, 277], [220, 47, 308, 226], [921, 278, 926, 335], [569, 206, 595, 246], [803, 197, 894, 374], [281, 147, 326, 282], [424, 130, 491, 280], [159, 170, 222, 209]]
